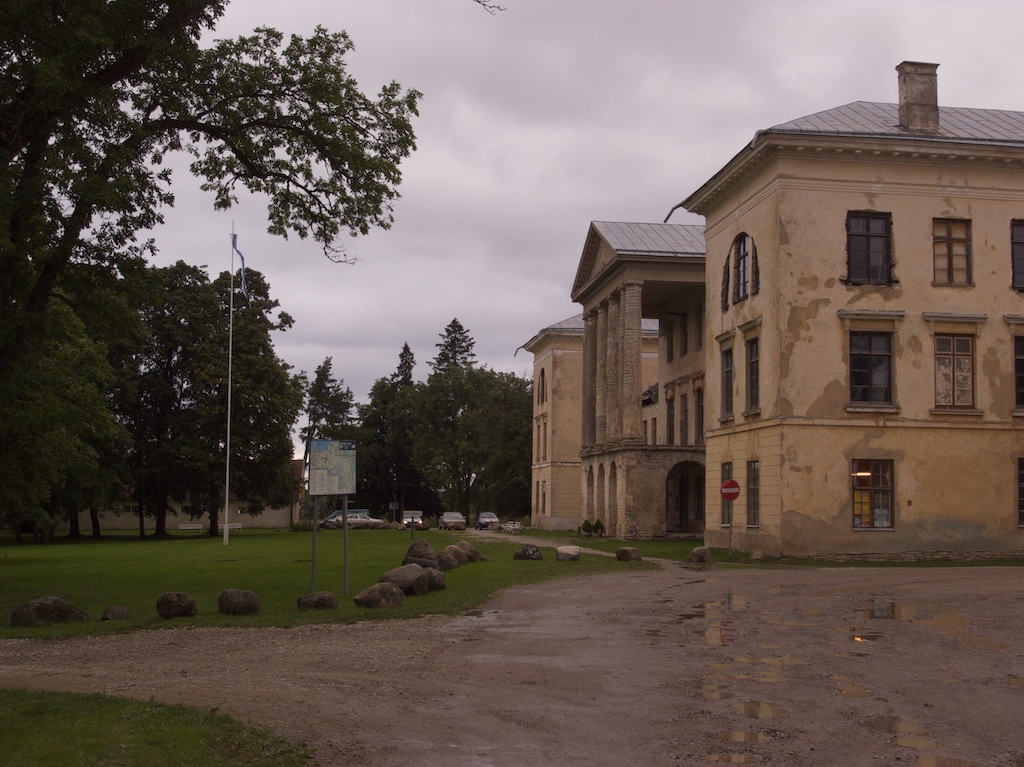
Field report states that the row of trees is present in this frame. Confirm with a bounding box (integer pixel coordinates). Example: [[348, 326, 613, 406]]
[[304, 319, 533, 525]]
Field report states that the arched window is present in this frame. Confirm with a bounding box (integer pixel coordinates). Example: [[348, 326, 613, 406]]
[[537, 368, 547, 404], [731, 233, 759, 303]]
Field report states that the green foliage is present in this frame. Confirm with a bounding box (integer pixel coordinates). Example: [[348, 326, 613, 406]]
[[592, 519, 605, 537], [581, 519, 593, 534], [0, 529, 653, 640], [429, 317, 476, 374], [0, 688, 314, 767]]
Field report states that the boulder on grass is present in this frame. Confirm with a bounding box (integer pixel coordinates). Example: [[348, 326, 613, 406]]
[[615, 547, 642, 562], [297, 591, 338, 611], [218, 588, 261, 616], [556, 546, 581, 561], [354, 581, 405, 608], [101, 605, 129, 621], [513, 544, 543, 561], [444, 544, 469, 567], [403, 555, 440, 569], [379, 563, 429, 596], [406, 539, 437, 561], [688, 546, 711, 564], [424, 567, 446, 591], [156, 591, 198, 619], [11, 596, 89, 627], [436, 550, 460, 571], [454, 540, 485, 562]]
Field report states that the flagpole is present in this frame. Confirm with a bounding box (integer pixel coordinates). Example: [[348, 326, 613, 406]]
[[224, 227, 235, 546]]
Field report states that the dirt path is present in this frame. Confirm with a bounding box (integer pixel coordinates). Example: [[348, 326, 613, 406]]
[[2, 559, 1024, 766]]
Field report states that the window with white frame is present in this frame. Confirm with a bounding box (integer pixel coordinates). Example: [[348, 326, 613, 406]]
[[934, 334, 974, 408]]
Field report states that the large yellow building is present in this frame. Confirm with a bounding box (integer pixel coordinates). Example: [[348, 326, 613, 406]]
[[532, 62, 1024, 557]]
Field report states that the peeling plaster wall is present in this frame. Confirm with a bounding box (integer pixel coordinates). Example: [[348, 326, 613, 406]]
[[699, 150, 1024, 556]]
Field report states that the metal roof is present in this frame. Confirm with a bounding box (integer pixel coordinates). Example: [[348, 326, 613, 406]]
[[539, 313, 657, 334], [765, 101, 1024, 145], [592, 221, 705, 257]]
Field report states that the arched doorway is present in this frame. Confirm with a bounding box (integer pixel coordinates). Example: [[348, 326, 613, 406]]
[[666, 461, 705, 534]]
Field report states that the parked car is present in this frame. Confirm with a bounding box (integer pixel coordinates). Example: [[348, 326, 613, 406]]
[[402, 510, 427, 530], [438, 511, 467, 530], [475, 512, 500, 530], [320, 510, 386, 530]]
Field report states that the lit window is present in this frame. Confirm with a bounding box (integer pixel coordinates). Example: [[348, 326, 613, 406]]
[[851, 459, 893, 529]]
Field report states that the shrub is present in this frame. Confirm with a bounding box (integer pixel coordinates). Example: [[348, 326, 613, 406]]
[[581, 519, 593, 534], [592, 519, 605, 537]]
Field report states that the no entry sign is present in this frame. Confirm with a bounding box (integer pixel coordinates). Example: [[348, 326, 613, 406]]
[[720, 478, 740, 502]]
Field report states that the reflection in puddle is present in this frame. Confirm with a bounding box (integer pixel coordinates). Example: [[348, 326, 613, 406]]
[[733, 700, 780, 719], [869, 715, 926, 735], [848, 628, 883, 642], [735, 655, 802, 666], [913, 758, 982, 767], [700, 684, 733, 701], [706, 620, 739, 645], [897, 735, 939, 749], [721, 731, 770, 744], [705, 754, 760, 763]]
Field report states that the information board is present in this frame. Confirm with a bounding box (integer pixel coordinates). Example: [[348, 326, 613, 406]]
[[308, 440, 356, 496]]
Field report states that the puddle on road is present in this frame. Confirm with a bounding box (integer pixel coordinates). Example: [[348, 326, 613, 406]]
[[913, 758, 982, 767], [699, 683, 734, 700], [733, 700, 781, 719], [897, 735, 940, 749], [848, 628, 884, 642], [734, 655, 802, 667], [840, 683, 872, 698], [869, 715, 926, 736]]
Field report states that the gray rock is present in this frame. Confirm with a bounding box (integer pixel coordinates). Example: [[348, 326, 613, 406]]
[[615, 547, 642, 562], [556, 545, 581, 561], [688, 546, 712, 563], [156, 591, 198, 619], [514, 544, 544, 561], [379, 563, 429, 596], [454, 540, 485, 562], [297, 591, 338, 611], [218, 588, 261, 616], [11, 596, 89, 627], [402, 554, 440, 570], [354, 581, 405, 608], [436, 550, 459, 571], [406, 539, 437, 561], [424, 567, 446, 591], [101, 605, 129, 621], [444, 544, 469, 566]]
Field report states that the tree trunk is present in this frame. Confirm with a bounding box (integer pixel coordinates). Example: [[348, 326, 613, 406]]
[[67, 505, 82, 538], [89, 505, 101, 538], [154, 494, 168, 537], [208, 507, 219, 537], [138, 502, 145, 538]]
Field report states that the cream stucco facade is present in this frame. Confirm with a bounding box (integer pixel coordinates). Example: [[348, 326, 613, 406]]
[[531, 61, 1024, 557]]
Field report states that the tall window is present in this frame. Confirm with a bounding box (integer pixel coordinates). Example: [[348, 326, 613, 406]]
[[721, 462, 733, 526], [934, 335, 974, 408], [747, 460, 760, 526], [1013, 221, 1024, 291], [851, 459, 893, 529], [933, 219, 971, 285], [1018, 458, 1024, 526], [721, 348, 734, 417], [746, 337, 760, 412], [695, 389, 704, 444], [733, 235, 750, 302], [666, 398, 675, 446], [1015, 337, 1024, 409], [651, 418, 658, 445], [538, 369, 546, 404], [665, 318, 675, 363], [681, 394, 689, 446], [847, 212, 893, 285], [850, 332, 892, 404]]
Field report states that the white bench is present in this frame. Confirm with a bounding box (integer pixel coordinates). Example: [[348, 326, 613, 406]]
[[225, 523, 242, 531], [178, 523, 203, 533]]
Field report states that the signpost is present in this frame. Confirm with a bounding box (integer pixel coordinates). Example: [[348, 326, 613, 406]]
[[307, 440, 356, 595], [721, 479, 741, 557]]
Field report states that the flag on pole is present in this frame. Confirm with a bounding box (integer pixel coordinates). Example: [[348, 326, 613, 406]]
[[231, 234, 252, 306]]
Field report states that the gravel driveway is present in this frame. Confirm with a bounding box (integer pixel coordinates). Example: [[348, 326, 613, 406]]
[[2, 555, 1023, 766]]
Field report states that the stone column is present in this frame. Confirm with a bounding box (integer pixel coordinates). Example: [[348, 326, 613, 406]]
[[606, 292, 621, 443], [595, 302, 608, 446], [582, 310, 598, 449], [620, 281, 643, 443]]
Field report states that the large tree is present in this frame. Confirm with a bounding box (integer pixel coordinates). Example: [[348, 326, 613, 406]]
[[0, 1, 420, 375]]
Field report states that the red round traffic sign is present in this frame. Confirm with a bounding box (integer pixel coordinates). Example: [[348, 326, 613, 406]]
[[720, 478, 740, 501]]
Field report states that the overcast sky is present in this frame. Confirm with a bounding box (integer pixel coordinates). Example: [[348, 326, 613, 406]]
[[147, 0, 1024, 412]]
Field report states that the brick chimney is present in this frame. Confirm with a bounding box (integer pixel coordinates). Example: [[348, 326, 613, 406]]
[[897, 61, 939, 134]]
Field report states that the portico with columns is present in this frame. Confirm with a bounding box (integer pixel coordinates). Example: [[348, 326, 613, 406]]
[[572, 221, 706, 539]]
